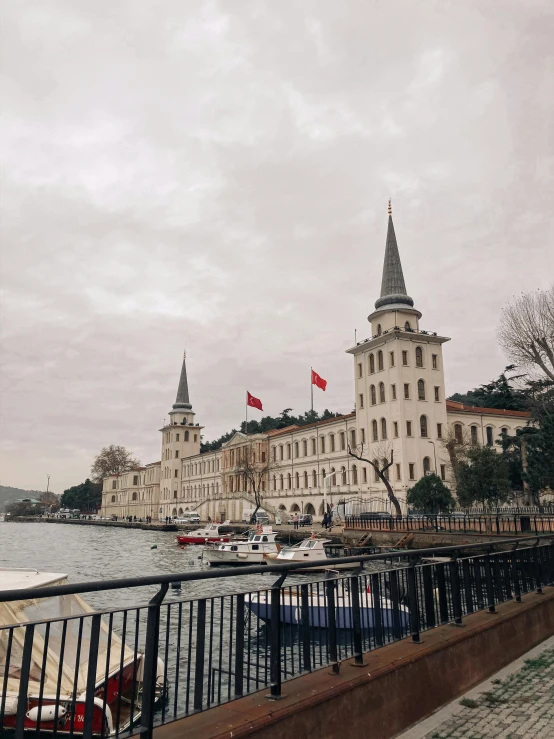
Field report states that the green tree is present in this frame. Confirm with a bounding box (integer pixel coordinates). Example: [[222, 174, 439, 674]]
[[407, 474, 455, 514], [456, 446, 512, 509], [449, 368, 528, 410], [60, 479, 102, 512]]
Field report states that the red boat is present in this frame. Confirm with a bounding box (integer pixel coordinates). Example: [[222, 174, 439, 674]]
[[0, 569, 165, 736], [176, 522, 232, 546]]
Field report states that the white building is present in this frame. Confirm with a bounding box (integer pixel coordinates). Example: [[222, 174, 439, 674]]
[[101, 206, 530, 521]]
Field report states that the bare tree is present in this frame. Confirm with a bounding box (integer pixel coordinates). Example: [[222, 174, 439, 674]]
[[497, 285, 554, 381], [441, 425, 472, 484], [348, 442, 403, 516], [234, 442, 279, 519], [91, 444, 141, 483]]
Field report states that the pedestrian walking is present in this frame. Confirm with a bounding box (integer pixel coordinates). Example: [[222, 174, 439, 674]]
[[322, 511, 328, 529]]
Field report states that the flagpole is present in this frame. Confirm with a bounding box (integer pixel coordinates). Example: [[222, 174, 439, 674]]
[[245, 391, 248, 435], [310, 366, 313, 414]]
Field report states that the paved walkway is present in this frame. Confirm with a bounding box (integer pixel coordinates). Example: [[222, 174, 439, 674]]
[[397, 635, 554, 739]]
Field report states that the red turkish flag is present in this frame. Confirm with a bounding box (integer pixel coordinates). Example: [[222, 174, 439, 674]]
[[311, 370, 327, 391], [247, 392, 263, 411]]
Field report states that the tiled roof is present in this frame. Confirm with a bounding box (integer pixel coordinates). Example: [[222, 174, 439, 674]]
[[446, 400, 531, 419]]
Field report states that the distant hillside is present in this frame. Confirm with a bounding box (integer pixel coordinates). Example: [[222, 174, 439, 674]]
[[0, 485, 47, 510]]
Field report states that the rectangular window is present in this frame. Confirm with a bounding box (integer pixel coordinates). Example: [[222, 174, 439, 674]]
[[361, 427, 366, 444], [176, 433, 179, 441], [194, 434, 197, 442], [402, 350, 408, 366], [393, 421, 399, 438], [174, 470, 178, 478], [261, 451, 266, 462], [437, 423, 442, 439], [175, 450, 179, 458], [389, 351, 395, 367], [404, 383, 410, 399], [374, 465, 379, 482], [303, 439, 308, 456], [440, 464, 446, 481], [359, 393, 364, 409], [409, 463, 415, 480], [133, 475, 138, 485], [312, 438, 316, 455], [396, 463, 401, 481], [273, 447, 276, 461], [406, 421, 412, 437], [434, 386, 440, 401], [391, 384, 396, 400], [471, 426, 478, 445], [486, 427, 493, 446], [112, 480, 117, 489], [358, 362, 363, 378], [432, 354, 438, 370]]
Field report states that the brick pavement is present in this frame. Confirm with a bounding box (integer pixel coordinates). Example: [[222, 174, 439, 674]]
[[418, 644, 554, 739]]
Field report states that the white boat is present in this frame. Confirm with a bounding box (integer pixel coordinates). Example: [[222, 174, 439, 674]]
[[264, 534, 353, 572], [203, 527, 281, 566], [0, 568, 165, 736], [246, 581, 410, 630]]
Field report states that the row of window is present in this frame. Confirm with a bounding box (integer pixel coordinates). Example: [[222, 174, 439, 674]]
[[360, 380, 440, 408], [360, 347, 439, 378], [453, 423, 512, 446], [184, 458, 220, 476], [163, 430, 198, 444], [272, 430, 358, 460]]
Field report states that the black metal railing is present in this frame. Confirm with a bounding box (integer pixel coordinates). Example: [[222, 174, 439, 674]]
[[345, 514, 554, 535], [1, 537, 553, 739]]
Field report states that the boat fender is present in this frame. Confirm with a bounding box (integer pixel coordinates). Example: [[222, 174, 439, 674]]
[[151, 544, 158, 549], [94, 698, 113, 736], [27, 705, 67, 722], [156, 657, 165, 681]]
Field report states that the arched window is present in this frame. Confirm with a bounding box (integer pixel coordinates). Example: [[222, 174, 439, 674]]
[[340, 432, 346, 450], [287, 473, 292, 489], [352, 465, 358, 484], [369, 354, 375, 374], [372, 419, 378, 441], [330, 434, 335, 452], [304, 503, 316, 515], [279, 445, 284, 460], [111, 495, 116, 503], [341, 466, 347, 485], [486, 427, 493, 446], [302, 439, 308, 456], [295, 472, 300, 488], [279, 474, 284, 490], [423, 457, 431, 475], [304, 471, 308, 488], [405, 321, 411, 330], [350, 429, 357, 448], [320, 435, 326, 453], [418, 379, 426, 401], [286, 443, 291, 460], [377, 350, 384, 371], [381, 418, 387, 440], [370, 385, 376, 405], [290, 503, 300, 512], [415, 346, 423, 368], [501, 426, 508, 436], [132, 492, 138, 501], [312, 469, 317, 487], [184, 430, 189, 441], [420, 415, 428, 438], [273, 475, 277, 491], [471, 426, 479, 445], [379, 382, 386, 403], [294, 441, 299, 457], [377, 323, 382, 335], [454, 423, 463, 443]]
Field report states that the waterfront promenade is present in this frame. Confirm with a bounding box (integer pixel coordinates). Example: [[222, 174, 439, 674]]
[[398, 635, 554, 739]]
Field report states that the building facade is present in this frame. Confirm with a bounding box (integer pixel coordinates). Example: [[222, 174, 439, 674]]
[[101, 207, 530, 521]]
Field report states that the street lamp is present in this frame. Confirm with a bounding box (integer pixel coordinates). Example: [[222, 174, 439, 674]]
[[428, 440, 437, 473]]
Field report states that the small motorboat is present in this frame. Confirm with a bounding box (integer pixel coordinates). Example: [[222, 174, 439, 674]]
[[246, 580, 410, 630], [176, 521, 232, 546], [203, 526, 281, 566], [0, 568, 165, 736], [264, 533, 354, 572]]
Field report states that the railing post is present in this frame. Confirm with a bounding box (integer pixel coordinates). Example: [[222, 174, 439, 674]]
[[300, 584, 312, 672], [406, 559, 421, 643], [140, 583, 168, 737], [449, 557, 463, 626], [422, 564, 436, 629], [371, 573, 384, 646], [350, 574, 366, 665], [534, 544, 544, 594], [193, 599, 207, 710], [234, 594, 245, 697], [511, 548, 522, 602], [83, 614, 101, 739], [436, 563, 449, 624], [389, 570, 402, 640], [266, 573, 285, 699], [484, 554, 496, 613], [15, 624, 34, 739], [326, 579, 340, 673], [462, 559, 474, 614]]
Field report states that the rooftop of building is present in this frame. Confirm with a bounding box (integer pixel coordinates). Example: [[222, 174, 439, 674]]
[[445, 400, 531, 419]]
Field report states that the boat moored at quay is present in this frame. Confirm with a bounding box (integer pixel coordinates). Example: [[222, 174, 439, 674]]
[[202, 526, 281, 565], [176, 521, 232, 546]]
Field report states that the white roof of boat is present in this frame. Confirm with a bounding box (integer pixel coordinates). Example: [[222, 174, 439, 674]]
[[0, 568, 68, 592]]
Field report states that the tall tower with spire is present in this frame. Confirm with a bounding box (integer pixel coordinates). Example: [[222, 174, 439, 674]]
[[158, 352, 204, 518], [346, 203, 450, 511]]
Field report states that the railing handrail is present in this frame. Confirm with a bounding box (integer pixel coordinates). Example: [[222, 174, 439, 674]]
[[1, 534, 552, 604]]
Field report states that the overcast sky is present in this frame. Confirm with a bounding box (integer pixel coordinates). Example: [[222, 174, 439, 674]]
[[1, 1, 553, 493]]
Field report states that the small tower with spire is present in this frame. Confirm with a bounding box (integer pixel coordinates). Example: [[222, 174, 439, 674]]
[[346, 202, 450, 514], [159, 351, 204, 517]]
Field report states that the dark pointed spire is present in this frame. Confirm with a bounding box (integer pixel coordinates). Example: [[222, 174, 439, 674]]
[[173, 351, 192, 410], [374, 200, 414, 310]]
